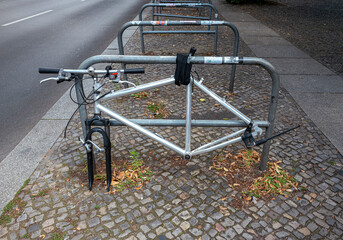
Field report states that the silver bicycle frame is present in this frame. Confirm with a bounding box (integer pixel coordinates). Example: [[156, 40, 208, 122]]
[[76, 55, 279, 170], [93, 75, 255, 159]]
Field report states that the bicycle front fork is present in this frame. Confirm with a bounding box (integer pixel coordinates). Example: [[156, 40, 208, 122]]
[[81, 116, 112, 191]]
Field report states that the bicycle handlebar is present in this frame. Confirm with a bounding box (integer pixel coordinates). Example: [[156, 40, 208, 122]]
[[39, 67, 144, 75], [39, 68, 61, 74], [124, 68, 145, 74]]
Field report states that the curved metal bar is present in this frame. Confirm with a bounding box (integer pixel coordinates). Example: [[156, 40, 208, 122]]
[[139, 3, 219, 22], [119, 20, 238, 56], [241, 57, 280, 170]]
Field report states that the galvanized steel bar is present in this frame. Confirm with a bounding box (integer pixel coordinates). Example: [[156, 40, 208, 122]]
[[142, 3, 217, 21], [138, 3, 220, 54], [152, 13, 211, 20], [241, 58, 280, 170], [142, 30, 216, 34]]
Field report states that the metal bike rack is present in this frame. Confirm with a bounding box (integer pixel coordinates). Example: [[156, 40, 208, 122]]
[[148, 2, 216, 30], [118, 20, 239, 91], [75, 55, 280, 171], [140, 3, 218, 46], [138, 5, 219, 54]]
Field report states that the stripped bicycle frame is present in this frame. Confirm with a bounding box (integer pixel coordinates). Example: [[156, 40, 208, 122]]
[[75, 55, 279, 171], [118, 20, 239, 92]]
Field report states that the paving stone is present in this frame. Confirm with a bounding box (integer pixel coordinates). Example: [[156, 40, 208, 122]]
[[57, 213, 68, 221], [201, 234, 211, 240], [275, 231, 290, 238], [209, 229, 218, 237], [241, 217, 252, 228], [299, 216, 309, 226], [77, 221, 87, 230], [140, 225, 150, 234], [28, 223, 40, 233], [180, 233, 193, 240], [233, 224, 243, 234], [31, 230, 41, 239], [326, 216, 336, 226], [119, 229, 132, 238], [315, 218, 330, 228], [189, 228, 203, 237], [180, 221, 190, 231], [88, 217, 100, 228], [179, 210, 191, 220], [104, 221, 114, 229], [115, 215, 125, 224], [272, 222, 282, 229], [156, 226, 167, 235], [172, 228, 182, 237], [298, 227, 311, 236], [42, 218, 54, 228], [211, 212, 224, 220], [150, 219, 162, 229], [17, 213, 27, 222], [71, 234, 84, 240], [222, 228, 237, 239], [0, 227, 8, 238], [289, 220, 300, 229], [120, 222, 130, 231], [242, 233, 254, 240], [19, 228, 26, 238], [265, 234, 276, 240]]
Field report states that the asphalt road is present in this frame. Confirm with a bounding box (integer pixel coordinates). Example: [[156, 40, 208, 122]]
[[0, 0, 148, 162]]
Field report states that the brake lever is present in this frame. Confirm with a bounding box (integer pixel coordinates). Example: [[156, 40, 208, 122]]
[[40, 71, 72, 84], [40, 77, 59, 84]]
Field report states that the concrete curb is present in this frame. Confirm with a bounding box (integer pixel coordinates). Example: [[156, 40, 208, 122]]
[[0, 10, 148, 213]]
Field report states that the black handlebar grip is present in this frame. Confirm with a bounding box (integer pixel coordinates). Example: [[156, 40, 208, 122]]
[[124, 68, 145, 74], [39, 68, 61, 74]]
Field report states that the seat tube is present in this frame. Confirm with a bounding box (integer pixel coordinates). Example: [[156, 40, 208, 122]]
[[185, 78, 193, 154]]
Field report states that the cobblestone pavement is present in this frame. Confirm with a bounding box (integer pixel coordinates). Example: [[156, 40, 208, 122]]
[[1, 8, 343, 240]]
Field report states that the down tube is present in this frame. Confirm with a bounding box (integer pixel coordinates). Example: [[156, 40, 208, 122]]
[[96, 104, 185, 156]]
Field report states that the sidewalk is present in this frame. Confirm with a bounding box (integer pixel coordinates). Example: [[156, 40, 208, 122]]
[[1, 2, 342, 240]]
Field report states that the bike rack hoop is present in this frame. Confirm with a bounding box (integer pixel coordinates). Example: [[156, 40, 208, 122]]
[[140, 3, 219, 31], [118, 20, 239, 91]]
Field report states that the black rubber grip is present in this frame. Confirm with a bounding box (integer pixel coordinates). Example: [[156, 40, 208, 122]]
[[39, 68, 60, 74], [124, 68, 145, 74]]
